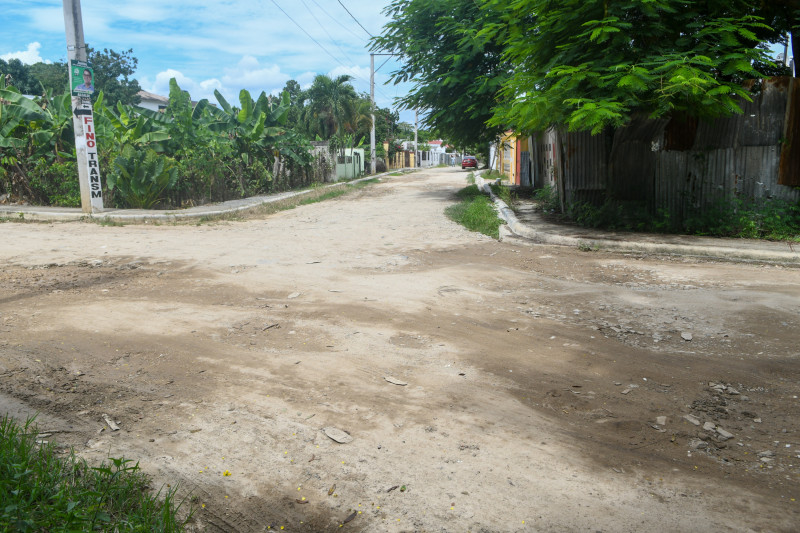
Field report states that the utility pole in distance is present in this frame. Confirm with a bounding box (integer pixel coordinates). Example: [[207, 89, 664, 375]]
[[370, 53, 376, 175], [63, 0, 103, 213], [370, 53, 396, 175]]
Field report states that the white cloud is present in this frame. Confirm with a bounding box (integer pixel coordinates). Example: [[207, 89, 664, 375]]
[[1, 42, 51, 65], [147, 56, 293, 105], [220, 56, 289, 93], [27, 8, 65, 33], [328, 65, 371, 83]]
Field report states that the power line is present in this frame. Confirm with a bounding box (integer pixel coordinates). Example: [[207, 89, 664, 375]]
[[308, 0, 367, 44], [269, 0, 351, 71], [299, 0, 356, 66], [269, 0, 397, 111], [336, 0, 373, 38]]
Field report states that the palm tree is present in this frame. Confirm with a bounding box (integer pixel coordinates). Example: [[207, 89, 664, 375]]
[[304, 74, 357, 140]]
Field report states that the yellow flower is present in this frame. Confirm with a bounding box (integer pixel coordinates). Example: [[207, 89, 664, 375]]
[[223, 470, 231, 476]]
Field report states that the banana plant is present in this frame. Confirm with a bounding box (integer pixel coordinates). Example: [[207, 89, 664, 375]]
[[0, 84, 73, 159], [107, 145, 178, 208], [93, 92, 171, 153]]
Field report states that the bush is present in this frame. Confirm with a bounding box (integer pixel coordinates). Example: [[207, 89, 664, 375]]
[[26, 159, 81, 207], [533, 184, 560, 213], [108, 146, 178, 209], [564, 195, 800, 240]]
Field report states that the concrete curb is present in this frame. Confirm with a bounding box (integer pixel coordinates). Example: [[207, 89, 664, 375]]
[[0, 170, 416, 223], [477, 178, 800, 265]]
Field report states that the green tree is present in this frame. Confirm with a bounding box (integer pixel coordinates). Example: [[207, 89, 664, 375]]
[[481, 0, 774, 134], [282, 79, 305, 130], [28, 61, 68, 96], [0, 58, 36, 94], [754, 0, 799, 70], [370, 0, 508, 149], [87, 47, 141, 107], [303, 74, 358, 140]]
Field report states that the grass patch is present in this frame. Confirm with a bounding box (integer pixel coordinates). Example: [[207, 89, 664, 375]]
[[489, 183, 513, 205], [445, 185, 504, 239], [0, 415, 191, 531]]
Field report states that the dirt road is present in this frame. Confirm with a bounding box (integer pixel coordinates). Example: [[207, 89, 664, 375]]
[[1, 167, 799, 532]]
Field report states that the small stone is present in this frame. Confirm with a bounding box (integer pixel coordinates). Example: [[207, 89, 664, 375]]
[[703, 422, 716, 431], [683, 414, 701, 426], [621, 388, 633, 395], [727, 387, 740, 395], [323, 427, 353, 444], [689, 438, 708, 450], [287, 292, 300, 299], [656, 416, 667, 426], [681, 332, 693, 341], [757, 450, 776, 458], [613, 382, 622, 386], [716, 428, 734, 441], [753, 418, 762, 423]]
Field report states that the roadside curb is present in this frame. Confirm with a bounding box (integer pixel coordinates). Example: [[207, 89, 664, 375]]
[[478, 178, 800, 265], [0, 170, 416, 223]]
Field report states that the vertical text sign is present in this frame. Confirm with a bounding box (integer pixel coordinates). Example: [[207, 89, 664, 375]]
[[73, 95, 103, 211]]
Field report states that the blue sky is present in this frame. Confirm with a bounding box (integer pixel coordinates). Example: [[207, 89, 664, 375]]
[[1, 0, 417, 122]]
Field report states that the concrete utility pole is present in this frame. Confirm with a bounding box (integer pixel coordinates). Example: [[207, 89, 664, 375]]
[[414, 109, 418, 168], [370, 54, 376, 175], [63, 0, 103, 213]]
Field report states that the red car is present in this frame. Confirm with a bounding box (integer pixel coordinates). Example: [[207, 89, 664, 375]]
[[461, 155, 478, 169]]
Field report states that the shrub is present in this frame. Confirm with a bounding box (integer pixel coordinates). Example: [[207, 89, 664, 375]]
[[107, 146, 178, 209], [26, 159, 81, 207]]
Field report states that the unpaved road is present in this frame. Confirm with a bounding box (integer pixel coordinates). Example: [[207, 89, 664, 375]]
[[1, 167, 799, 532]]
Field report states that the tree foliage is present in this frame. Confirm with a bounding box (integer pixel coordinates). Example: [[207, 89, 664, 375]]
[[370, 0, 508, 148], [480, 0, 775, 134], [373, 0, 789, 138], [86, 47, 141, 107], [0, 48, 141, 106]]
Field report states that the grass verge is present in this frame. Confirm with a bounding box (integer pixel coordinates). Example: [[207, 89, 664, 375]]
[[445, 184, 504, 239], [1, 415, 191, 532]]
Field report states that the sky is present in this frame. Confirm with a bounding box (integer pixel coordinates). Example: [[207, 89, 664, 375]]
[[1, 0, 418, 123]]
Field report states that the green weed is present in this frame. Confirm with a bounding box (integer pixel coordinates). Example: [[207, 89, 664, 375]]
[[445, 185, 504, 239], [489, 183, 513, 205], [0, 415, 192, 531], [566, 196, 800, 241], [533, 185, 560, 213]]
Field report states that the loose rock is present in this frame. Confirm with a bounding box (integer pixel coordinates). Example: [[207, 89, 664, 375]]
[[323, 427, 353, 444], [683, 414, 701, 426], [716, 428, 734, 441]]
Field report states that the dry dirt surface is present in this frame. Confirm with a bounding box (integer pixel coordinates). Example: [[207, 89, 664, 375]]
[[1, 167, 799, 533]]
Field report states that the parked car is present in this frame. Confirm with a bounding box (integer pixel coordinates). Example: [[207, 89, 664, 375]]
[[461, 156, 478, 169]]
